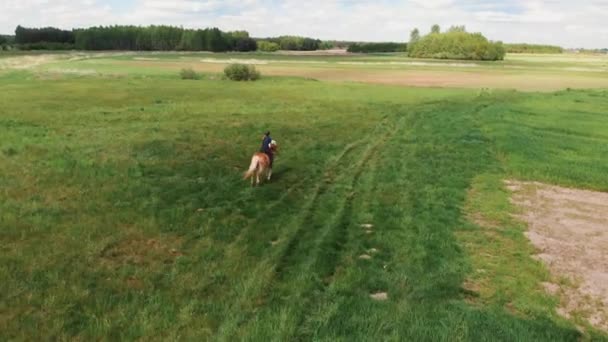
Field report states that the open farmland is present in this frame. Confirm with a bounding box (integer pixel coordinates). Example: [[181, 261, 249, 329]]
[[1, 52, 608, 340], [2, 51, 608, 91]]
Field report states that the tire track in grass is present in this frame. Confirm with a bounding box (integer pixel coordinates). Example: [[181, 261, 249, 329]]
[[312, 115, 399, 284], [270, 114, 395, 284], [294, 115, 402, 339], [272, 141, 364, 279]]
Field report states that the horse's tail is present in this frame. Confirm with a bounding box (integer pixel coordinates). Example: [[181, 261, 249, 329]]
[[243, 155, 259, 180]]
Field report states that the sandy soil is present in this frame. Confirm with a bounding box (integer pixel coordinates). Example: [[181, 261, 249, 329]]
[[276, 49, 349, 55], [0, 55, 63, 69], [506, 180, 608, 331]]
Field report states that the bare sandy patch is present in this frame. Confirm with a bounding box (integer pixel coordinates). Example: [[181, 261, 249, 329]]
[[506, 180, 608, 331], [276, 49, 349, 56], [337, 61, 479, 68], [0, 55, 63, 70], [133, 57, 160, 61], [0, 52, 137, 71], [45, 68, 99, 75], [200, 58, 268, 65], [370, 292, 388, 301]]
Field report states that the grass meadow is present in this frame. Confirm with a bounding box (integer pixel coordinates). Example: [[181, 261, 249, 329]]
[[1, 52, 608, 340]]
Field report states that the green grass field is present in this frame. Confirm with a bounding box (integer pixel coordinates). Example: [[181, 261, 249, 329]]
[[1, 52, 608, 340]]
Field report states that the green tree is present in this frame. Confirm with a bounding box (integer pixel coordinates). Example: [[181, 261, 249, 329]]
[[410, 28, 420, 43], [319, 41, 334, 50], [448, 25, 466, 32], [229, 31, 249, 39], [178, 30, 196, 50], [408, 30, 505, 61], [258, 40, 280, 52], [431, 24, 440, 34]]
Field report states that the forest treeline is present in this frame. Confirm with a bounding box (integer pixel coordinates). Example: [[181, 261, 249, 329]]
[[504, 43, 564, 54], [3, 24, 582, 60], [14, 25, 257, 52], [347, 42, 407, 53], [10, 25, 332, 52]]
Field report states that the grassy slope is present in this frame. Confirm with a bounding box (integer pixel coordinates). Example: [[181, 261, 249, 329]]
[[1, 70, 607, 340]]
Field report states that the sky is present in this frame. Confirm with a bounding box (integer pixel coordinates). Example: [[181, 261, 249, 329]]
[[2, 0, 608, 48]]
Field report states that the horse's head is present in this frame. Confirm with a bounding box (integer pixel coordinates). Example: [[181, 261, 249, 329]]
[[269, 140, 278, 153]]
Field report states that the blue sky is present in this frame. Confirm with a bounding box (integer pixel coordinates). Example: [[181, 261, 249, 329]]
[[2, 0, 607, 48]]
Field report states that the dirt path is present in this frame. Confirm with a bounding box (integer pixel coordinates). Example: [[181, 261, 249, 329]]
[[506, 180, 608, 331]]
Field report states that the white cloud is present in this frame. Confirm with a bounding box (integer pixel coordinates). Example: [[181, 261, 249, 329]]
[[2, 0, 113, 29], [1, 0, 607, 48]]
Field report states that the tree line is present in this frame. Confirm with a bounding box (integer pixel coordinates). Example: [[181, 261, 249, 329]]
[[74, 26, 258, 52], [504, 43, 563, 54], [12, 26, 74, 50], [15, 26, 74, 44], [259, 36, 323, 51], [12, 25, 258, 52], [408, 25, 506, 61], [255, 36, 332, 52], [10, 25, 334, 52], [347, 42, 407, 53], [0, 35, 15, 50], [6, 24, 573, 60]]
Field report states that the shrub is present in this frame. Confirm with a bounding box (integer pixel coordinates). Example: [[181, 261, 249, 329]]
[[180, 68, 200, 80], [257, 40, 280, 52], [224, 64, 260, 81]]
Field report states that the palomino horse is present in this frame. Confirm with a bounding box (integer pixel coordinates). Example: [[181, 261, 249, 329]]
[[244, 140, 277, 186]]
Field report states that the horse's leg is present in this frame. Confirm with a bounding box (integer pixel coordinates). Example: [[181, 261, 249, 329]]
[[256, 171, 260, 186], [267, 167, 272, 181]]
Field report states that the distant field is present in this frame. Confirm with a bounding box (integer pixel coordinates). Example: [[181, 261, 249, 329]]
[[1, 51, 607, 91], [1, 52, 608, 340]]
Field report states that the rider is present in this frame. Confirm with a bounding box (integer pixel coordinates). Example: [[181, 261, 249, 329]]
[[260, 131, 274, 167]]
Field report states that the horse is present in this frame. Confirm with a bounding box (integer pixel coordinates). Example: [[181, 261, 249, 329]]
[[243, 140, 278, 186]]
